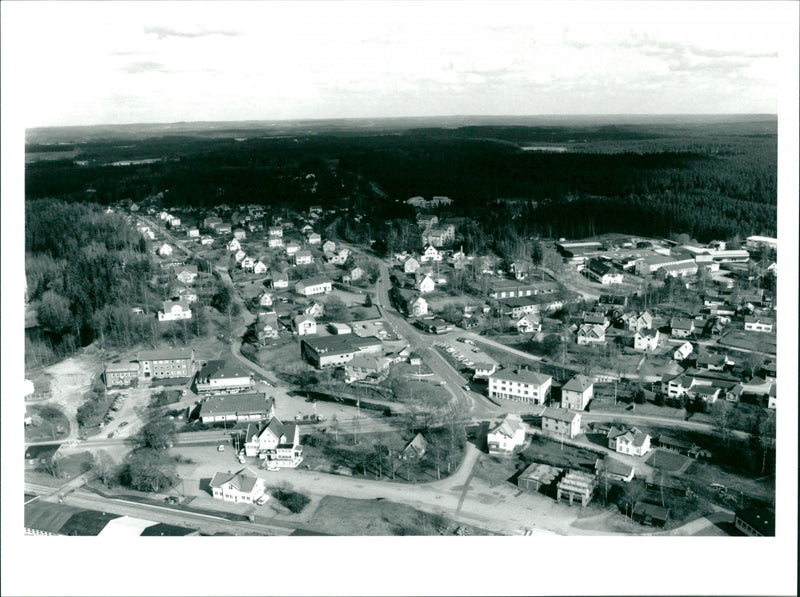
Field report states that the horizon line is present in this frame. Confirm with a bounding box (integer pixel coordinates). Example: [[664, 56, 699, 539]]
[[27, 113, 778, 132]]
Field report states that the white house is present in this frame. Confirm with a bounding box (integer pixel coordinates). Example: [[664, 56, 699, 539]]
[[294, 315, 317, 336], [488, 368, 552, 405], [268, 225, 283, 237], [227, 238, 241, 252], [234, 249, 246, 263], [187, 227, 200, 238], [253, 260, 268, 275], [409, 296, 428, 317], [419, 244, 442, 263], [322, 240, 336, 253], [304, 301, 324, 319], [200, 235, 214, 246], [577, 324, 606, 345], [241, 256, 256, 272], [243, 418, 303, 467], [285, 242, 301, 256], [417, 274, 436, 294], [673, 341, 693, 361], [158, 299, 192, 322], [607, 427, 651, 456], [271, 270, 289, 289], [258, 292, 274, 308], [670, 318, 695, 338], [403, 257, 421, 274], [268, 237, 284, 248], [257, 312, 280, 340], [307, 232, 321, 245], [515, 314, 541, 334], [744, 315, 774, 333], [175, 265, 198, 285], [210, 467, 265, 504], [294, 250, 314, 265], [487, 414, 527, 454], [158, 243, 173, 257], [634, 328, 660, 351], [233, 228, 247, 240], [295, 276, 332, 296], [561, 375, 594, 411]]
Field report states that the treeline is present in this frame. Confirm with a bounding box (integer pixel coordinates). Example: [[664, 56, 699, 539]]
[[25, 199, 156, 365]]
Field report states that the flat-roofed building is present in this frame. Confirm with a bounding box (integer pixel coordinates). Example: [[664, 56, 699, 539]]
[[137, 347, 195, 379], [301, 335, 383, 369], [199, 393, 275, 424], [196, 360, 254, 393], [745, 235, 777, 252], [104, 362, 139, 387]]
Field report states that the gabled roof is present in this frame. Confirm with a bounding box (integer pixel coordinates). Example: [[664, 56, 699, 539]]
[[209, 467, 260, 493], [491, 368, 551, 386], [562, 374, 593, 393], [404, 432, 428, 454], [489, 414, 526, 437], [542, 407, 579, 424], [636, 328, 659, 339], [608, 426, 649, 447], [671, 317, 695, 330], [596, 457, 634, 478], [197, 359, 251, 381]]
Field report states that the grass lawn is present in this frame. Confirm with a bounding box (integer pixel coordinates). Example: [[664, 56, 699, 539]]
[[309, 496, 491, 536], [474, 453, 525, 487], [521, 435, 598, 472], [718, 330, 776, 354], [56, 451, 95, 479], [646, 449, 690, 472]]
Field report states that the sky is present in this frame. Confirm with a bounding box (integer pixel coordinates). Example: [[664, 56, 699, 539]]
[[3, 1, 790, 127]]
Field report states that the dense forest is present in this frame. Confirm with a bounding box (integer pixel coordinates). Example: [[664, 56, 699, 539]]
[[25, 118, 777, 247], [24, 199, 217, 367]]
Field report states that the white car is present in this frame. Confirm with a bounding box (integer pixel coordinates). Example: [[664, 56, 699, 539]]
[[266, 463, 279, 472]]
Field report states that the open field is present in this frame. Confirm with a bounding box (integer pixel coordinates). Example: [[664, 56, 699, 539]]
[[646, 449, 690, 472], [718, 330, 776, 354]]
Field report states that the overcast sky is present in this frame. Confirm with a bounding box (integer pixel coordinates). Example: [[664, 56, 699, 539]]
[[6, 1, 789, 127]]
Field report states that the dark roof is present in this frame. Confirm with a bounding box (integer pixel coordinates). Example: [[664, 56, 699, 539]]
[[200, 393, 272, 417], [301, 335, 381, 355], [632, 502, 670, 521], [542, 407, 579, 424], [562, 375, 593, 393], [138, 347, 194, 362], [657, 434, 693, 450], [209, 469, 260, 493], [197, 359, 252, 381], [736, 508, 774, 536], [140, 523, 196, 536], [25, 444, 61, 460]]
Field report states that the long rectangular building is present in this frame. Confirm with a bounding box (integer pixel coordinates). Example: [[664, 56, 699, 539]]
[[137, 348, 195, 379], [196, 360, 254, 393], [199, 393, 275, 424], [301, 335, 383, 369], [488, 368, 552, 405]]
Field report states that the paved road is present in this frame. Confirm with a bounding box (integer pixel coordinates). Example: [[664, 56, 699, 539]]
[[581, 411, 750, 441]]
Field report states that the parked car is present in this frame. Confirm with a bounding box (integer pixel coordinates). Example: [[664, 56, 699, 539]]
[[217, 444, 225, 452], [266, 463, 279, 472], [119, 421, 129, 428], [238, 456, 246, 464]]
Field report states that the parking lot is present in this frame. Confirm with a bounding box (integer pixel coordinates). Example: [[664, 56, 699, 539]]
[[433, 336, 497, 371]]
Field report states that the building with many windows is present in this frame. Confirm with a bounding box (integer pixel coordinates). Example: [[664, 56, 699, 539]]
[[195, 360, 254, 394], [488, 368, 552, 404], [137, 348, 195, 379]]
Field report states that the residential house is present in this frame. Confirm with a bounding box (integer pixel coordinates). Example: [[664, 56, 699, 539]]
[[607, 427, 651, 456], [595, 457, 635, 483], [257, 312, 280, 341], [175, 265, 198, 285], [195, 360, 253, 394], [345, 355, 391, 380], [689, 385, 720, 404], [232, 250, 245, 264], [419, 244, 441, 263], [634, 328, 660, 351], [541, 408, 582, 439], [416, 214, 439, 230], [655, 434, 694, 455], [583, 311, 609, 328], [417, 274, 436, 294], [342, 266, 363, 283], [253, 260, 268, 275], [271, 270, 289, 289], [268, 237, 284, 248], [204, 216, 223, 229], [488, 368, 552, 405], [294, 315, 317, 336], [158, 243, 173, 257], [285, 242, 301, 256], [515, 314, 541, 334], [304, 301, 324, 319], [174, 287, 198, 304], [636, 311, 654, 331], [227, 238, 241, 252], [307, 232, 321, 245], [243, 417, 302, 467], [577, 324, 606, 345], [233, 228, 247, 240], [158, 299, 192, 322], [561, 375, 594, 411], [210, 468, 265, 504], [670, 318, 695, 338], [486, 414, 527, 454], [673, 341, 693, 361], [295, 276, 332, 296], [199, 393, 274, 423], [556, 470, 596, 507], [268, 225, 283, 237], [402, 433, 428, 459], [744, 315, 774, 333], [241, 256, 256, 272], [294, 250, 314, 266], [322, 240, 336, 253], [403, 256, 421, 274], [187, 227, 200, 238], [216, 223, 232, 235], [258, 292, 274, 308], [200, 235, 214, 246]]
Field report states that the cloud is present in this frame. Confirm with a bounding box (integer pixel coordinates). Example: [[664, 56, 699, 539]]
[[143, 25, 240, 40], [122, 61, 166, 74], [624, 34, 777, 61]]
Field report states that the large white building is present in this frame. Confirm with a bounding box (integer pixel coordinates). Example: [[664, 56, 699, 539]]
[[561, 375, 594, 411], [158, 299, 192, 322], [295, 276, 333, 296], [488, 368, 552, 405]]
